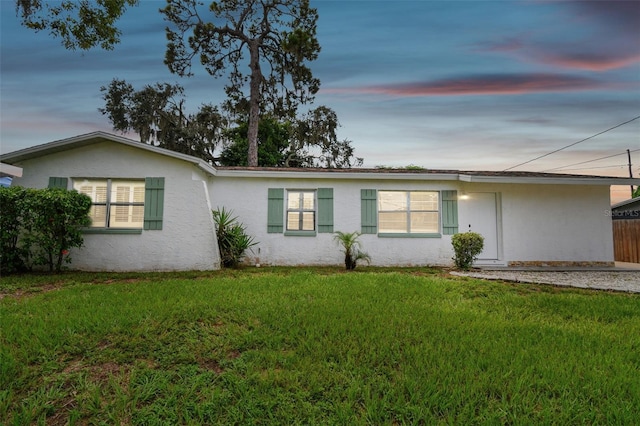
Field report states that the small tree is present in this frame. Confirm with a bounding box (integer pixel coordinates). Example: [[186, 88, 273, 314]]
[[212, 207, 257, 268], [334, 231, 370, 270], [27, 188, 92, 273], [451, 232, 484, 270], [0, 187, 92, 273]]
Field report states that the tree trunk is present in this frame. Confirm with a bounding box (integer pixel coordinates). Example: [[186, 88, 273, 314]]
[[247, 41, 261, 167]]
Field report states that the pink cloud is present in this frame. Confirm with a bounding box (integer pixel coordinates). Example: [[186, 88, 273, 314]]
[[324, 74, 609, 97], [532, 52, 640, 72]]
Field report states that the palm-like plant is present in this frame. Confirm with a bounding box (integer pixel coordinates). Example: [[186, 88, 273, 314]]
[[334, 231, 371, 270], [213, 207, 257, 267]]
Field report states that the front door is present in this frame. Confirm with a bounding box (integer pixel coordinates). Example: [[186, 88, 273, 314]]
[[465, 192, 500, 260]]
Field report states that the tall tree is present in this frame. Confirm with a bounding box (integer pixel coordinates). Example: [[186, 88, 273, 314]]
[[15, 0, 139, 50], [99, 79, 226, 164], [289, 106, 363, 168], [163, 0, 321, 166]]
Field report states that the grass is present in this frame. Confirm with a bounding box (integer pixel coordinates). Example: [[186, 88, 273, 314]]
[[2, 267, 640, 425]]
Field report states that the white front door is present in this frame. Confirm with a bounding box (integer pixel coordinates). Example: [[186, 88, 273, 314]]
[[464, 192, 500, 260]]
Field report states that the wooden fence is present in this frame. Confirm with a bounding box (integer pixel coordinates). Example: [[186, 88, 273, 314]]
[[613, 218, 640, 263]]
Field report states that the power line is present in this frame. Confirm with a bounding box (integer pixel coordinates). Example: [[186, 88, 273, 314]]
[[503, 115, 640, 171], [542, 148, 640, 172], [556, 164, 627, 172]]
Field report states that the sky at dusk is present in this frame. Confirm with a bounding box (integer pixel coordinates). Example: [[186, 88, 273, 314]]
[[1, 0, 639, 202]]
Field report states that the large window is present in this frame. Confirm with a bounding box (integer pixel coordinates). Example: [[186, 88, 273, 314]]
[[378, 191, 439, 234], [287, 190, 316, 232], [74, 179, 145, 228]]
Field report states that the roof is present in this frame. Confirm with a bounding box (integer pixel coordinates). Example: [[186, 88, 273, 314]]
[[0, 131, 218, 176], [611, 197, 640, 210], [215, 166, 640, 186], [2, 131, 639, 187]]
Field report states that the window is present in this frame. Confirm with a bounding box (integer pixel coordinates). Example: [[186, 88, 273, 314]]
[[287, 190, 316, 231], [378, 191, 439, 234], [267, 188, 333, 235], [74, 179, 145, 228]]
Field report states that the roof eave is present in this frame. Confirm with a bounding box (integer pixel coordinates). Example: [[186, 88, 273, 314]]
[[0, 131, 218, 177], [213, 168, 460, 181], [459, 174, 640, 186]]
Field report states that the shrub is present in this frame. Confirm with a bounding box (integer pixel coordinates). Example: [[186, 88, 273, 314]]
[[0, 186, 91, 273], [0, 186, 33, 273], [451, 232, 484, 270], [334, 231, 371, 270], [212, 207, 258, 267]]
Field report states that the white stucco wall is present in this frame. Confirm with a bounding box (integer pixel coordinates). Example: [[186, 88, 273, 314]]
[[498, 183, 614, 264], [11, 142, 220, 271], [211, 176, 459, 267], [211, 175, 615, 267]]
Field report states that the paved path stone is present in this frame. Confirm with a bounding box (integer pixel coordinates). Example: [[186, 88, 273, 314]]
[[450, 270, 640, 293]]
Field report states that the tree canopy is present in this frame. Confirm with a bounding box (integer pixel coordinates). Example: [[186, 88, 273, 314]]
[[100, 79, 363, 168], [163, 0, 321, 166], [15, 0, 139, 50], [99, 79, 226, 164], [17, 0, 363, 168]]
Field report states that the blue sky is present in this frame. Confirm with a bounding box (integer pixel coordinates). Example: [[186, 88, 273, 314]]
[[1, 0, 639, 201]]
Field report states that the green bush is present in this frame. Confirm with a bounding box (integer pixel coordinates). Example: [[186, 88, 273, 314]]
[[0, 186, 91, 273], [451, 232, 484, 270], [212, 207, 258, 267]]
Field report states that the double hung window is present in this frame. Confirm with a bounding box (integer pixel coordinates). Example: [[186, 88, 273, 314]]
[[287, 190, 316, 232], [378, 191, 439, 234], [74, 179, 145, 228]]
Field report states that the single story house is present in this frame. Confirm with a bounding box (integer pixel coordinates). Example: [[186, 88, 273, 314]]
[[2, 132, 638, 271]]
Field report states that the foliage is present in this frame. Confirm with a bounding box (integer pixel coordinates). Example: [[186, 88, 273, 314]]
[[15, 0, 139, 50], [633, 186, 639, 199], [451, 231, 485, 270], [333, 231, 370, 270], [288, 106, 363, 168], [219, 109, 363, 168], [0, 186, 33, 273], [101, 79, 363, 168], [212, 207, 257, 268], [219, 118, 291, 167], [163, 0, 321, 166], [2, 269, 640, 424], [100, 79, 227, 164], [0, 186, 91, 274]]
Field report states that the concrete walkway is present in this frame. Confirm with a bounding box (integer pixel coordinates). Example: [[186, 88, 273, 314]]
[[450, 262, 640, 293]]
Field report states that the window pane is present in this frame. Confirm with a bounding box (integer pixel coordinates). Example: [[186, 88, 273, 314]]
[[410, 192, 438, 211], [89, 205, 107, 227], [411, 212, 439, 233], [287, 212, 301, 230], [288, 192, 301, 210], [302, 192, 315, 210], [74, 180, 107, 203], [379, 191, 407, 211], [379, 212, 408, 233], [114, 185, 130, 203], [302, 212, 315, 231], [111, 181, 145, 202], [109, 205, 143, 228]]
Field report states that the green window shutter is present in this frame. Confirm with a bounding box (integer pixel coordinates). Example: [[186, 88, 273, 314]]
[[361, 189, 377, 234], [48, 177, 68, 189], [317, 188, 334, 233], [267, 188, 284, 233], [441, 190, 459, 235], [144, 177, 165, 230]]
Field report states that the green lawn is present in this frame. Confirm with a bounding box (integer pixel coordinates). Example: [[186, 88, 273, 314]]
[[2, 268, 639, 425]]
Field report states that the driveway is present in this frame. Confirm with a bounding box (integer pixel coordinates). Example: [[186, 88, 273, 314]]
[[450, 262, 640, 293]]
